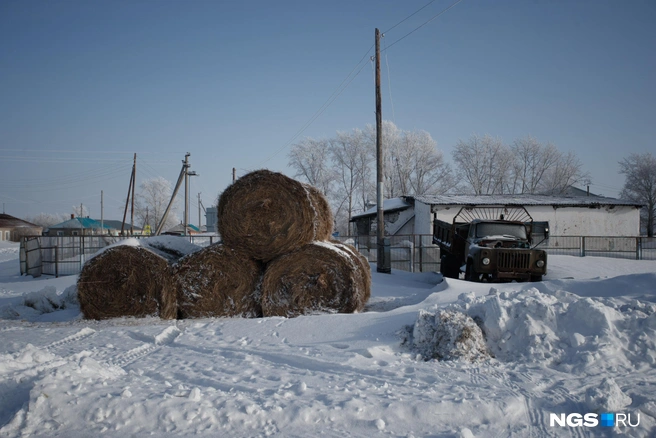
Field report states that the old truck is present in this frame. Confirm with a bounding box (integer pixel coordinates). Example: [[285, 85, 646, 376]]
[[433, 206, 548, 282]]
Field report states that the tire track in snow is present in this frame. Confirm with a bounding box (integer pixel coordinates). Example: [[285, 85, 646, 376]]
[[43, 327, 96, 352], [106, 326, 181, 368]]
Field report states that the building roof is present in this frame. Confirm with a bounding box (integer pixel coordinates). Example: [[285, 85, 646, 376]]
[[163, 223, 201, 235], [351, 198, 412, 221], [49, 217, 110, 230], [93, 220, 142, 231], [411, 194, 643, 208], [0, 214, 40, 229]]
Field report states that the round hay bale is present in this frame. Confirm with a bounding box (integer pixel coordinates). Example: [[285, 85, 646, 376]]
[[173, 244, 263, 319], [261, 241, 371, 317], [304, 183, 334, 241], [77, 246, 176, 320], [331, 241, 372, 305], [217, 170, 333, 262]]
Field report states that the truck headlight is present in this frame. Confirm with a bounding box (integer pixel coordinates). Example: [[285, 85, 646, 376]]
[[482, 257, 490, 266], [536, 260, 545, 268]]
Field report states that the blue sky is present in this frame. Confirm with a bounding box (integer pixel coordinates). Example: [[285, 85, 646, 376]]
[[1, 0, 654, 224]]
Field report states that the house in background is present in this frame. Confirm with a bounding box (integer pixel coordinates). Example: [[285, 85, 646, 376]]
[[163, 223, 201, 236], [45, 216, 109, 237], [0, 214, 43, 242]]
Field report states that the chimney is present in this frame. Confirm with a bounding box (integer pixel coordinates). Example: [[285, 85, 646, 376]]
[[71, 213, 75, 219], [587, 185, 590, 196]]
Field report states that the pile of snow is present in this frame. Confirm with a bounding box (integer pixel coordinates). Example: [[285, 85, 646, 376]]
[[408, 309, 490, 362], [438, 287, 656, 372]]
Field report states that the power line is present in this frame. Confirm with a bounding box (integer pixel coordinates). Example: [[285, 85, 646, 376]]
[[257, 44, 375, 168], [383, 0, 440, 34], [383, 0, 464, 52]]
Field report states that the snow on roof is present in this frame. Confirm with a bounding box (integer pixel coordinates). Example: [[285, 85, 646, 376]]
[[351, 198, 412, 220], [0, 214, 40, 229], [411, 194, 643, 208]]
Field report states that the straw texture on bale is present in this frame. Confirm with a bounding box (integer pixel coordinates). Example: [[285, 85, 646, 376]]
[[303, 183, 334, 241], [217, 170, 333, 262], [77, 246, 176, 320], [261, 241, 371, 317], [173, 244, 263, 319]]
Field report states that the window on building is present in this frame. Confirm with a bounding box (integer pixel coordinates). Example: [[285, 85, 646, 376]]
[[4, 231, 9, 241], [72, 231, 79, 236], [57, 231, 64, 237]]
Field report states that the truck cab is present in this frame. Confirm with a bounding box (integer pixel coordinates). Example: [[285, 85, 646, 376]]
[[434, 206, 547, 282]]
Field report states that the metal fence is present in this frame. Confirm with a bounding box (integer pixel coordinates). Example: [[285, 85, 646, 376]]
[[19, 234, 656, 277], [20, 235, 220, 277], [334, 234, 440, 273]]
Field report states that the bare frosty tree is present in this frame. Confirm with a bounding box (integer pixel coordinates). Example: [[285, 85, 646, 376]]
[[510, 136, 588, 195], [330, 128, 371, 230], [452, 135, 511, 195], [24, 212, 70, 228], [288, 137, 334, 196], [399, 130, 456, 196], [134, 177, 179, 232], [619, 152, 656, 236], [365, 121, 401, 198]]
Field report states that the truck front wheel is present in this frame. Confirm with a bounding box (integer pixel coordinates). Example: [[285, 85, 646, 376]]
[[465, 261, 480, 282], [530, 275, 543, 282]]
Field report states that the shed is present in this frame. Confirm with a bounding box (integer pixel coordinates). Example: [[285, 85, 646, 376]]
[[0, 214, 43, 242], [351, 193, 643, 238]]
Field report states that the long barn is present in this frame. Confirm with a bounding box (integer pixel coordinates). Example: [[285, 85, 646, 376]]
[[351, 193, 643, 238]]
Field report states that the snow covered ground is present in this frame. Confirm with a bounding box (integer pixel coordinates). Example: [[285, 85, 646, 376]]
[[1, 239, 655, 437]]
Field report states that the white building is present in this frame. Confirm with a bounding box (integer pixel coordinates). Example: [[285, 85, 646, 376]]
[[352, 194, 643, 238]]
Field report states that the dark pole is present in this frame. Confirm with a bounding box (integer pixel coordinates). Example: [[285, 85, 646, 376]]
[[121, 162, 134, 236], [375, 28, 390, 273], [130, 153, 136, 235]]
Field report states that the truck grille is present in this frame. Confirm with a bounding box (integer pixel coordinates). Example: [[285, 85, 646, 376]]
[[497, 250, 530, 270]]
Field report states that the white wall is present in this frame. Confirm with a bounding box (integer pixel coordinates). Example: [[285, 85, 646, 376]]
[[417, 201, 641, 237]]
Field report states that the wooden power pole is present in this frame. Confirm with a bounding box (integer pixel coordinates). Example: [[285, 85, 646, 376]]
[[375, 28, 390, 273]]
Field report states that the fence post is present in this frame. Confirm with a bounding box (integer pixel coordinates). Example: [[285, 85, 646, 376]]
[[55, 245, 59, 278], [581, 236, 586, 257], [418, 235, 423, 273], [636, 237, 642, 260]]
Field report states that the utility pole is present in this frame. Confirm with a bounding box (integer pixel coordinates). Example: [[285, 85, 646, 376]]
[[375, 28, 390, 273], [183, 153, 198, 236], [121, 153, 136, 236], [232, 168, 236, 183], [198, 193, 202, 231], [101, 190, 104, 234], [131, 153, 136, 235]]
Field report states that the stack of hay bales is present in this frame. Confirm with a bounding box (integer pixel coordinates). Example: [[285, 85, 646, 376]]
[[218, 170, 371, 318], [77, 170, 371, 320], [77, 237, 200, 320]]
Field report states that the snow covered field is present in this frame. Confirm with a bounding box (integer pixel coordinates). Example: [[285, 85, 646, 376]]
[[1, 239, 655, 437]]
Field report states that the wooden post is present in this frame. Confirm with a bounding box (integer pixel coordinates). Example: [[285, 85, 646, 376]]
[[131, 153, 136, 235], [375, 28, 390, 274]]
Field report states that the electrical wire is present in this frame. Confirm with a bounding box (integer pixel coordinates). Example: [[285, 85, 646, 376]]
[[257, 44, 375, 168], [383, 0, 464, 52], [383, 0, 440, 34]]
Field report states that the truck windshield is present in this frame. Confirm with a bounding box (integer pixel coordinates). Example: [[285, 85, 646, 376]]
[[475, 223, 527, 239]]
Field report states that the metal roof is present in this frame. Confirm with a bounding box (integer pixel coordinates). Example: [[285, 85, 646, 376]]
[[0, 214, 40, 229], [411, 194, 643, 208], [49, 217, 110, 230], [350, 198, 412, 220]]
